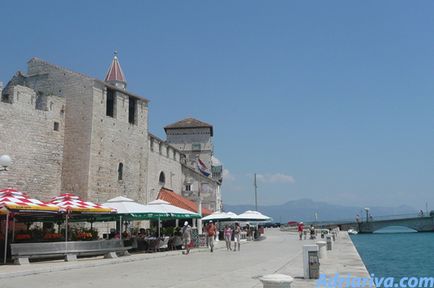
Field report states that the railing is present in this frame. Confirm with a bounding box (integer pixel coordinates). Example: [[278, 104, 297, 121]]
[[309, 212, 432, 226]]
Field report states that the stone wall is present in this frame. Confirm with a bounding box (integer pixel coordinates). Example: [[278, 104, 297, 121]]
[[181, 165, 219, 212], [25, 58, 96, 199], [147, 134, 183, 202], [0, 85, 65, 201]]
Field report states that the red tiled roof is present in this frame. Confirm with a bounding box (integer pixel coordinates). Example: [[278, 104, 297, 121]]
[[157, 188, 213, 216], [164, 118, 213, 136], [105, 53, 126, 83]]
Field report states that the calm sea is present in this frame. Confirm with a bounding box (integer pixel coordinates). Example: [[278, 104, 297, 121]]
[[350, 228, 434, 279]]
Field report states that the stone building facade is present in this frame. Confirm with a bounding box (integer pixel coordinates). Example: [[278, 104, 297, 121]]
[[0, 56, 222, 212]]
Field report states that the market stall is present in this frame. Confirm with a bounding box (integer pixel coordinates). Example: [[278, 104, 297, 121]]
[[103, 197, 201, 252], [0, 188, 60, 264], [5, 192, 121, 264]]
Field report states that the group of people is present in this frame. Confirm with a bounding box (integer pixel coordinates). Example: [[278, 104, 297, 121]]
[[297, 222, 316, 240], [222, 222, 241, 251], [179, 220, 243, 255], [205, 221, 242, 252]]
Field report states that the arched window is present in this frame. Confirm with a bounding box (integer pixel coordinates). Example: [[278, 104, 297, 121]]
[[118, 163, 123, 181], [159, 171, 165, 185]]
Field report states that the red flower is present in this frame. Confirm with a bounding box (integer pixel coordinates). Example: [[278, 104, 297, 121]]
[[15, 234, 31, 240]]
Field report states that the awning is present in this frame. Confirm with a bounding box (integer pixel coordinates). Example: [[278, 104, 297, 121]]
[[102, 196, 169, 220], [143, 199, 201, 219], [0, 188, 59, 214], [49, 193, 115, 214]]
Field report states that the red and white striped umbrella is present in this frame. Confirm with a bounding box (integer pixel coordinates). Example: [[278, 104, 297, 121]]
[[0, 188, 59, 214], [49, 193, 115, 213]]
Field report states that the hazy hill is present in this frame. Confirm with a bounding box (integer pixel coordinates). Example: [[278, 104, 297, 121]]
[[223, 198, 417, 223]]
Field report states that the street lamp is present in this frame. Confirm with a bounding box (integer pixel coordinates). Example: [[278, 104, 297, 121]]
[[1, 154, 11, 264], [364, 208, 370, 223], [0, 154, 12, 171], [197, 184, 202, 233]]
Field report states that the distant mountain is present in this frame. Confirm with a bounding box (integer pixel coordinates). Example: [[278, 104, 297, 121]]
[[223, 198, 417, 223]]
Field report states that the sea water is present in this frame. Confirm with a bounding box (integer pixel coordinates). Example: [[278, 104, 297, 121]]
[[351, 228, 434, 279]]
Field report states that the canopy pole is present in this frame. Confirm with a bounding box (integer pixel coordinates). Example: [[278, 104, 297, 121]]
[[197, 198, 202, 233], [119, 215, 122, 240], [3, 212, 9, 264], [158, 217, 160, 238], [65, 213, 68, 253], [12, 217, 15, 243], [215, 221, 219, 242]]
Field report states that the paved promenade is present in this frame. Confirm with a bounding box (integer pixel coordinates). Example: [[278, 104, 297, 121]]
[[0, 229, 370, 288]]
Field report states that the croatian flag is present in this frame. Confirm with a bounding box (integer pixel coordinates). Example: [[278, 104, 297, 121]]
[[197, 159, 211, 177]]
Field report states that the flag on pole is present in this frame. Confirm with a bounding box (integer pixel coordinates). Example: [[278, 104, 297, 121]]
[[197, 158, 210, 177]]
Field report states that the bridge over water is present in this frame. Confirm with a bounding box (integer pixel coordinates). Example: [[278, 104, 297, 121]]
[[357, 215, 434, 233], [317, 213, 434, 233]]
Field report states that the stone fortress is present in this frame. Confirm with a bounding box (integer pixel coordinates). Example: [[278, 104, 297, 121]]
[[0, 54, 223, 213]]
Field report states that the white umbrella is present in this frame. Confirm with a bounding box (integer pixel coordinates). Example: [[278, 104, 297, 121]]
[[103, 196, 151, 215], [201, 211, 238, 221], [234, 210, 272, 222]]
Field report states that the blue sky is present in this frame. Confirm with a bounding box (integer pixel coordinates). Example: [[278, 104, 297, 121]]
[[1, 1, 434, 209]]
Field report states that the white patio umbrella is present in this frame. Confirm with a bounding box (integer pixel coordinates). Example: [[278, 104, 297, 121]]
[[234, 210, 272, 222], [103, 196, 154, 215], [201, 211, 237, 222]]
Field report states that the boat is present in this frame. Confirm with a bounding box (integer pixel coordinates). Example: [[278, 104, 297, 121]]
[[347, 229, 358, 235]]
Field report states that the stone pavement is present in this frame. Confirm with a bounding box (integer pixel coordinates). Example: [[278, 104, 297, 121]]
[[0, 229, 370, 288]]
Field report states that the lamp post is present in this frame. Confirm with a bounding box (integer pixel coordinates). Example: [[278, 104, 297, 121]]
[[197, 185, 202, 233], [0, 155, 12, 171], [254, 173, 258, 211], [364, 208, 370, 223], [0, 155, 11, 264]]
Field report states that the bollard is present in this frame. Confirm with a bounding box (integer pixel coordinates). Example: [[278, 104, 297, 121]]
[[303, 244, 320, 279], [316, 241, 327, 259], [14, 257, 30, 265], [259, 274, 293, 288], [326, 235, 333, 251], [65, 254, 77, 262]]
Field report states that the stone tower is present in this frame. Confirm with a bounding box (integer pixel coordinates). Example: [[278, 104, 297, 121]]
[[19, 56, 149, 202], [164, 117, 222, 211], [164, 118, 214, 175]]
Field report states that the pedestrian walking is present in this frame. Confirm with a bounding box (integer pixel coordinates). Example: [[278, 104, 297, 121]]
[[309, 224, 316, 240], [224, 225, 232, 250], [297, 222, 304, 240], [182, 221, 192, 255], [233, 222, 241, 251], [206, 221, 216, 252]]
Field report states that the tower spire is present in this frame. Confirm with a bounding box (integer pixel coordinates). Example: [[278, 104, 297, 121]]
[[105, 51, 126, 89]]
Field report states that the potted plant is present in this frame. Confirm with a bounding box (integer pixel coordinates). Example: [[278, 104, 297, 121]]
[[15, 232, 32, 242], [43, 233, 63, 241]]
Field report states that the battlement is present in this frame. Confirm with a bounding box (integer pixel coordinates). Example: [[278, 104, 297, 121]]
[[1, 84, 65, 114], [149, 133, 185, 163]]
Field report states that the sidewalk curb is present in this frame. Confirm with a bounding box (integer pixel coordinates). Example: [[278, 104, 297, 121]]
[[0, 241, 251, 279]]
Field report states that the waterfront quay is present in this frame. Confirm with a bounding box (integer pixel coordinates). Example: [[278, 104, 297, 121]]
[[0, 229, 370, 288]]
